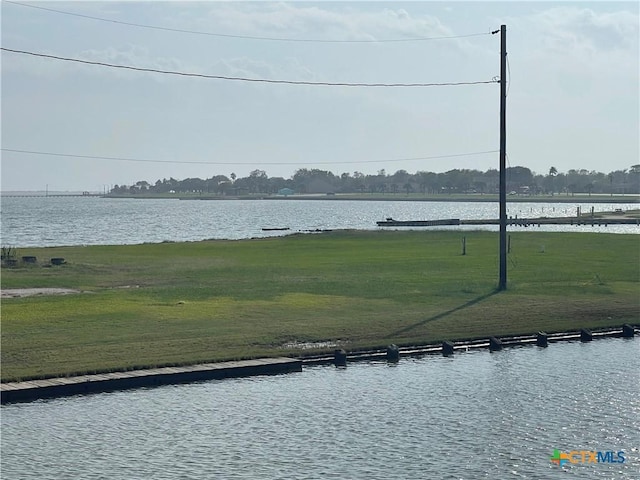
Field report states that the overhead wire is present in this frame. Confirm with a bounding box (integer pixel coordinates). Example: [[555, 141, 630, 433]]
[[5, 1, 494, 43], [2, 5, 505, 175], [1, 48, 499, 87], [1, 148, 500, 166]]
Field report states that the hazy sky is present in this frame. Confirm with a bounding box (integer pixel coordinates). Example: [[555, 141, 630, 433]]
[[1, 1, 638, 192]]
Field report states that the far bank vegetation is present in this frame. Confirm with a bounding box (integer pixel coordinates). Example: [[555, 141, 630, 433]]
[[109, 165, 640, 197]]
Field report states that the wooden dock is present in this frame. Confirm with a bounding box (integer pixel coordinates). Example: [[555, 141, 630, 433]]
[[1, 357, 302, 404], [377, 217, 640, 227], [377, 218, 461, 227], [462, 217, 640, 226]]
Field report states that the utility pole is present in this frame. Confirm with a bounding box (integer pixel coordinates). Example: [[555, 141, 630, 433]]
[[498, 25, 507, 290]]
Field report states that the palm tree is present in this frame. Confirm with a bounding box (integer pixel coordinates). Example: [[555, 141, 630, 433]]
[[548, 167, 558, 195]]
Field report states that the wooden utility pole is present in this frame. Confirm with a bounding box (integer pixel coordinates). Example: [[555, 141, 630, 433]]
[[498, 25, 507, 290]]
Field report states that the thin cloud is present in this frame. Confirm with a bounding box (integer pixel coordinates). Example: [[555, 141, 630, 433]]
[[522, 5, 639, 63], [188, 3, 466, 42], [535, 6, 638, 51]]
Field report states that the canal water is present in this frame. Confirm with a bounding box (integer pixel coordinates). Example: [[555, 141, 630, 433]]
[[2, 337, 638, 479], [1, 196, 637, 247]]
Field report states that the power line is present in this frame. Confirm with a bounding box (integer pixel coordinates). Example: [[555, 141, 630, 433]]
[[5, 1, 493, 44], [2, 148, 500, 166], [1, 48, 499, 87]]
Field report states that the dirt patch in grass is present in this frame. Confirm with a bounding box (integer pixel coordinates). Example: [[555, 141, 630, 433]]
[[1, 288, 82, 298], [280, 339, 346, 350]]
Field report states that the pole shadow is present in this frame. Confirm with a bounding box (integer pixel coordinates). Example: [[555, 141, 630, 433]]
[[390, 289, 501, 337]]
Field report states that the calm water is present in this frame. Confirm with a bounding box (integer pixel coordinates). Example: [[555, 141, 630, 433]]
[[1, 196, 638, 247], [2, 338, 639, 479]]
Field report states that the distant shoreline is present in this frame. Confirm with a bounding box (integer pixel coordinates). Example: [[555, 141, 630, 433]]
[[2, 192, 639, 204]]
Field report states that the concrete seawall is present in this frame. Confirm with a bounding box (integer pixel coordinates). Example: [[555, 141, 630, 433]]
[[1, 357, 302, 404], [2, 326, 636, 404], [301, 325, 638, 366]]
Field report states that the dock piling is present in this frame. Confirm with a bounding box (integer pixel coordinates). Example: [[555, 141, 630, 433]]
[[334, 349, 347, 367], [489, 336, 503, 352], [386, 344, 400, 362], [622, 324, 635, 338], [536, 332, 548, 347], [442, 341, 455, 357], [580, 328, 593, 342]]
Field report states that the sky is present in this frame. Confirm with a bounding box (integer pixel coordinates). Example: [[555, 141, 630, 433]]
[[1, 1, 638, 192]]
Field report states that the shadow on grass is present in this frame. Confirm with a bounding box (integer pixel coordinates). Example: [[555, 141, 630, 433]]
[[390, 289, 501, 337]]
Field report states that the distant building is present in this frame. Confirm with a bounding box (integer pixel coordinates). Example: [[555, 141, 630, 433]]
[[278, 188, 295, 197]]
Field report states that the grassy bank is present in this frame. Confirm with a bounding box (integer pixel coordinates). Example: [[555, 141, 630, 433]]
[[1, 231, 638, 381]]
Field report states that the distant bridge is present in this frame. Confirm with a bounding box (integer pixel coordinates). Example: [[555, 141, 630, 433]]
[[1, 193, 103, 198]]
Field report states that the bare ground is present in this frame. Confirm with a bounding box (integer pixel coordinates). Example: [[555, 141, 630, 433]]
[[1, 288, 81, 298]]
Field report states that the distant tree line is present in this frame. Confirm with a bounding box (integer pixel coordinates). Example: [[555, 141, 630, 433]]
[[109, 165, 640, 196]]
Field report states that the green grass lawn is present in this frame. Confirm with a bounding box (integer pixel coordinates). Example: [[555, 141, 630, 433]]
[[1, 230, 638, 381]]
